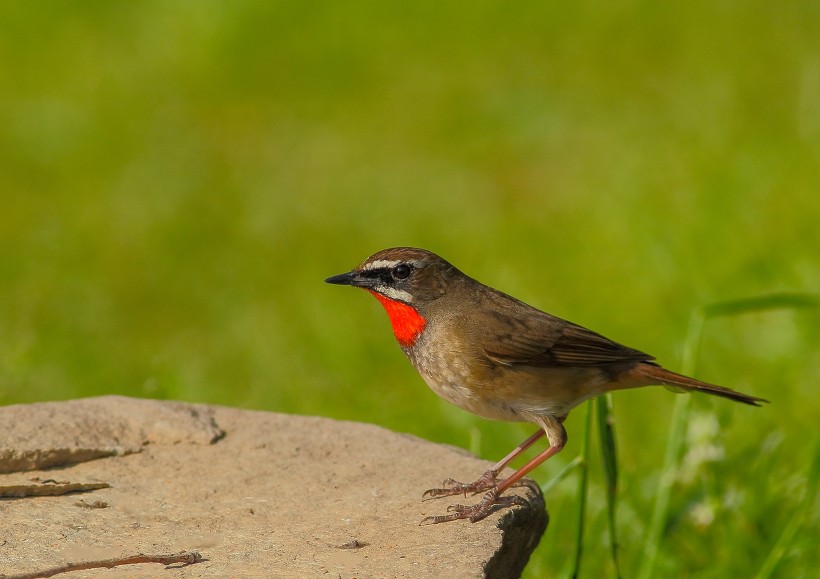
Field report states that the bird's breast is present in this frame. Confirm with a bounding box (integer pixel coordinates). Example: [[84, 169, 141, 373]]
[[403, 326, 525, 422]]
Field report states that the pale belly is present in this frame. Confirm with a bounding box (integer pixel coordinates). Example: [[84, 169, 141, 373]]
[[420, 371, 524, 421], [403, 338, 609, 422]]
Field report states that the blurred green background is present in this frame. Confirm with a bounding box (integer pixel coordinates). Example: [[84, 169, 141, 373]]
[[1, 1, 818, 576]]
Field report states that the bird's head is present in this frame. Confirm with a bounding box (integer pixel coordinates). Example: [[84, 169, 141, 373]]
[[325, 247, 461, 346]]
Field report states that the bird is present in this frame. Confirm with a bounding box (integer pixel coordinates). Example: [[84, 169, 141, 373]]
[[325, 247, 767, 524]]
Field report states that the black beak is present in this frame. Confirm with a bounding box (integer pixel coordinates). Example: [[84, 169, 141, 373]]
[[325, 270, 368, 287]]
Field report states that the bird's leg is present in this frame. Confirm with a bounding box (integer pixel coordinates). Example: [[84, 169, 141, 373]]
[[422, 429, 546, 499], [420, 417, 566, 524]]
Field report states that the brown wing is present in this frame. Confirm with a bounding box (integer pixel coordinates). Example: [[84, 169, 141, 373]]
[[548, 324, 655, 366], [477, 289, 654, 368]]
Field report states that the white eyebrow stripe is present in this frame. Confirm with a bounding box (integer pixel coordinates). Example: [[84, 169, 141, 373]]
[[373, 285, 414, 303], [364, 259, 401, 270]]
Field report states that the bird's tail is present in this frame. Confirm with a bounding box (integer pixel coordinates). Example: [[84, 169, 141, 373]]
[[631, 363, 768, 406]]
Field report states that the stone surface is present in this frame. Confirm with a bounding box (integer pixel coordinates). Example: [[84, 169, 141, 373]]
[[0, 397, 224, 474], [0, 396, 547, 578]]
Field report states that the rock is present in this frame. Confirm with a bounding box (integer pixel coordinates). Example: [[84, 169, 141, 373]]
[[0, 396, 547, 578], [0, 397, 224, 474]]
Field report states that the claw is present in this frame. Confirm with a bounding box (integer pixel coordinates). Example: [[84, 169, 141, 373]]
[[421, 469, 500, 500], [418, 488, 530, 525]]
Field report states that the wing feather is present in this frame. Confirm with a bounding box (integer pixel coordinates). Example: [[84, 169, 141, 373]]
[[477, 292, 653, 367]]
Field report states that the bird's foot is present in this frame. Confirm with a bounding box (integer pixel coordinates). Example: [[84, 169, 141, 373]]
[[419, 488, 529, 525], [422, 470, 540, 500], [421, 469, 499, 500]]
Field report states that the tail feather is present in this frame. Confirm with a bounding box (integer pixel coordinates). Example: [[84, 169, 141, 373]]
[[632, 363, 769, 406]]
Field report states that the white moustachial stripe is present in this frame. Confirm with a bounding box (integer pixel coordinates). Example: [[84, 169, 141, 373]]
[[373, 285, 414, 303]]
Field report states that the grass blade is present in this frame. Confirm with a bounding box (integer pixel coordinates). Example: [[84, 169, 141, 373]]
[[637, 389, 692, 579], [571, 401, 593, 579], [597, 393, 621, 578], [540, 455, 583, 495], [702, 292, 820, 318]]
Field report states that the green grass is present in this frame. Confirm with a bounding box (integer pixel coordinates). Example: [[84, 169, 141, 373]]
[[1, 2, 818, 576]]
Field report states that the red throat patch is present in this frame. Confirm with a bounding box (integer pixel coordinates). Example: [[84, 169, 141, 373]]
[[366, 290, 427, 347]]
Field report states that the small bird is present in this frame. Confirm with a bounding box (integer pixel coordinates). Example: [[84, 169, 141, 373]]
[[326, 247, 767, 524]]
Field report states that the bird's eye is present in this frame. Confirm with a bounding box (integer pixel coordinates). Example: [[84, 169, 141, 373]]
[[392, 264, 412, 280]]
